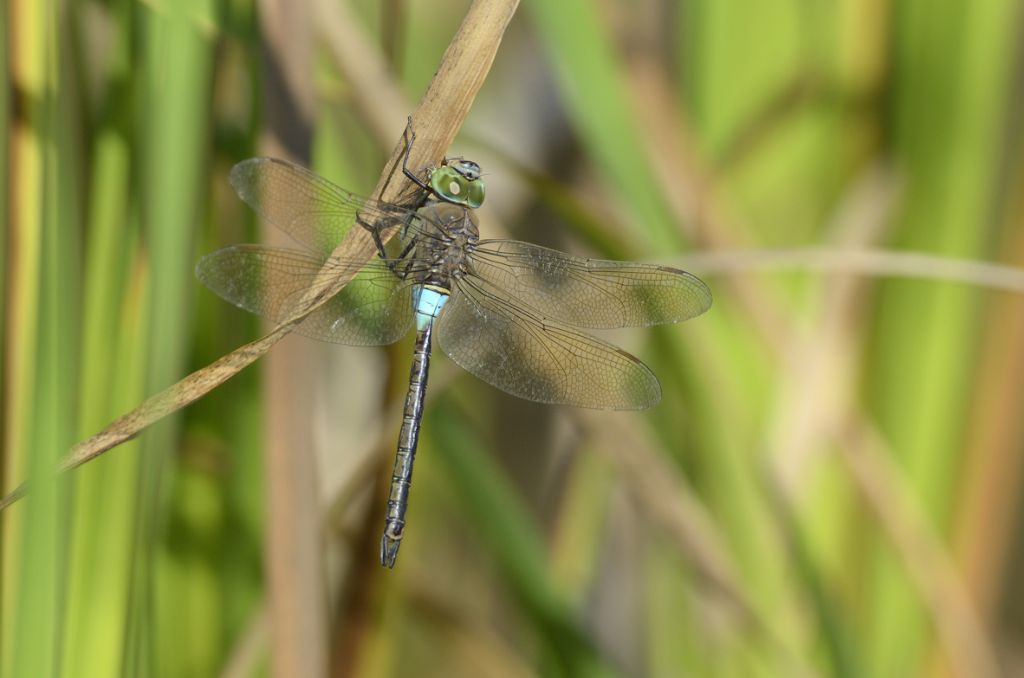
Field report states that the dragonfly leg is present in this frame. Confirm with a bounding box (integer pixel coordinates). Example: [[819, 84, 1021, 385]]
[[402, 116, 433, 193], [356, 213, 390, 260], [355, 212, 400, 269], [354, 213, 419, 278], [394, 235, 418, 262]]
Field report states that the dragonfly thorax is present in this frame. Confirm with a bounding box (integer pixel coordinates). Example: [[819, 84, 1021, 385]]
[[412, 202, 480, 286]]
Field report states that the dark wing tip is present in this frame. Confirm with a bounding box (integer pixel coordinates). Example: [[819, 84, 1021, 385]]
[[194, 249, 219, 285], [619, 349, 662, 411], [686, 270, 714, 315], [228, 157, 272, 203], [654, 265, 714, 320], [228, 156, 258, 181], [195, 244, 248, 286], [230, 156, 306, 200]]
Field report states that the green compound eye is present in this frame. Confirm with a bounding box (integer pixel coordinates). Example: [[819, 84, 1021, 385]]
[[430, 164, 485, 208]]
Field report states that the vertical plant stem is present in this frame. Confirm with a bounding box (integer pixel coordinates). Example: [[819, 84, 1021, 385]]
[[126, 1, 217, 675], [4, 0, 79, 676], [2, 0, 47, 673], [864, 1, 1017, 673], [59, 8, 139, 676], [62, 128, 140, 676], [254, 0, 327, 676]]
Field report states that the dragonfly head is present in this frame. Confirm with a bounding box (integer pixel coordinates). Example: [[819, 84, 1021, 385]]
[[429, 158, 485, 209]]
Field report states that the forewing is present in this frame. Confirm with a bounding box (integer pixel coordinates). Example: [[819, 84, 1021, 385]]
[[436, 277, 661, 410], [470, 239, 712, 329], [230, 157, 421, 257], [196, 245, 413, 345]]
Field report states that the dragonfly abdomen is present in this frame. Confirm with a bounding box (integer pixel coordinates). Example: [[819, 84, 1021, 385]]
[[380, 284, 451, 567]]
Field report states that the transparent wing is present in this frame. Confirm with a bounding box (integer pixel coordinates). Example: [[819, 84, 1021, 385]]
[[196, 245, 414, 345], [470, 240, 712, 329], [436, 277, 661, 410], [230, 157, 424, 257]]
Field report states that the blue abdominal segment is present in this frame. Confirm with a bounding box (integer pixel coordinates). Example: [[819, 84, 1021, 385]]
[[414, 285, 450, 330]]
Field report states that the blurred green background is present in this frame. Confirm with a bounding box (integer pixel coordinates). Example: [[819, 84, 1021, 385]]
[[3, 0, 1024, 676]]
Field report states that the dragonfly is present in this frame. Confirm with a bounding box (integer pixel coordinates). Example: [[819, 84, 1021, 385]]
[[196, 126, 712, 568]]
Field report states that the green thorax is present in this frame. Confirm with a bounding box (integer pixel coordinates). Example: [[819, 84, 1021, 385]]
[[428, 159, 485, 209]]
